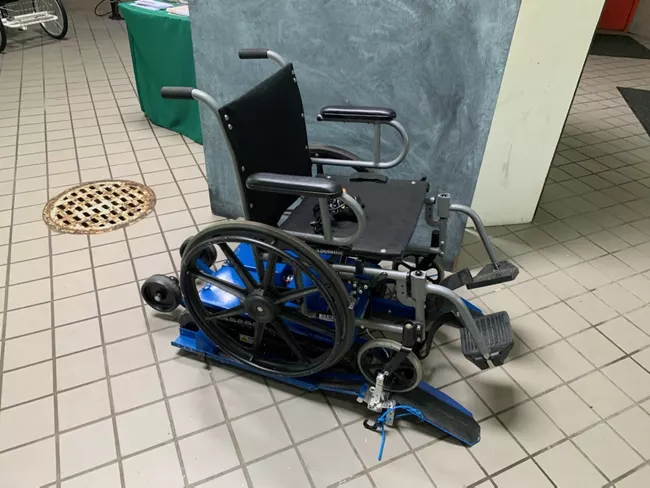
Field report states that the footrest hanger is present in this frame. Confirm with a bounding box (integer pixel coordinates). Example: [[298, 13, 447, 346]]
[[467, 261, 519, 289], [441, 260, 519, 291]]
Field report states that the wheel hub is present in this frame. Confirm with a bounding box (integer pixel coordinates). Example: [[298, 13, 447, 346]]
[[243, 291, 277, 323]]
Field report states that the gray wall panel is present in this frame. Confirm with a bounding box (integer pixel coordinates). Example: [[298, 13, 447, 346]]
[[190, 0, 521, 265]]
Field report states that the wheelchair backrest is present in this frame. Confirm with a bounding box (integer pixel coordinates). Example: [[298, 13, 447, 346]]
[[218, 64, 313, 226]]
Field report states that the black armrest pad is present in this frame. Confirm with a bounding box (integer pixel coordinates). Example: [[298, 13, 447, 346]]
[[246, 173, 342, 198], [318, 105, 396, 123]]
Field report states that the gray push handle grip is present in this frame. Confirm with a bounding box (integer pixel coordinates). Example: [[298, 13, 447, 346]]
[[160, 86, 195, 99], [238, 48, 269, 59]]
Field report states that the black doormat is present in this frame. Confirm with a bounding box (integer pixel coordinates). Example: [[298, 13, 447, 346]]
[[619, 87, 650, 136], [590, 34, 650, 59]]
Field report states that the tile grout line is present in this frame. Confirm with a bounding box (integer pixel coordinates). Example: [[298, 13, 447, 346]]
[[42, 31, 64, 487], [64, 14, 127, 487], [428, 306, 650, 485], [0, 38, 25, 455], [90, 15, 197, 282], [99, 9, 210, 252], [79, 13, 193, 484], [209, 373, 255, 488], [266, 381, 318, 488]]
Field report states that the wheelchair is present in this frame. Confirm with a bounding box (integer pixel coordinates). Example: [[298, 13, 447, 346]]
[[142, 48, 519, 447]]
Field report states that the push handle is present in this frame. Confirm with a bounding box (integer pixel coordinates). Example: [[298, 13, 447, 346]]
[[238, 48, 269, 60], [160, 86, 195, 99]]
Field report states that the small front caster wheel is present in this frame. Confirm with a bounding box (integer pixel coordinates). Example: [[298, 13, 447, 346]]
[[141, 274, 182, 312], [357, 339, 423, 393], [179, 237, 218, 267]]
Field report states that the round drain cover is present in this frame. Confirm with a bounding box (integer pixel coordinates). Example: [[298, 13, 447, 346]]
[[43, 180, 156, 234]]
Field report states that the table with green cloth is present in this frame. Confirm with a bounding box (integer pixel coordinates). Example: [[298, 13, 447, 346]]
[[120, 2, 202, 143]]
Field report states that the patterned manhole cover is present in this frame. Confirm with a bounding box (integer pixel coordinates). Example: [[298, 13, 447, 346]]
[[43, 180, 156, 234]]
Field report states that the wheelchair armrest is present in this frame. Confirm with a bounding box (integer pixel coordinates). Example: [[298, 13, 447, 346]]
[[246, 173, 342, 198], [318, 105, 396, 124]]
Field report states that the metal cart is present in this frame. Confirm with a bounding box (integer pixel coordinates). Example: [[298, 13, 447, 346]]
[[0, 0, 68, 53]]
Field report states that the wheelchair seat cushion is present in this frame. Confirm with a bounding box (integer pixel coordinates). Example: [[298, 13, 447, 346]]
[[281, 176, 429, 258]]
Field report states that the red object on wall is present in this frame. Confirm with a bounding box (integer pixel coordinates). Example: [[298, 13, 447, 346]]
[[598, 0, 641, 31]]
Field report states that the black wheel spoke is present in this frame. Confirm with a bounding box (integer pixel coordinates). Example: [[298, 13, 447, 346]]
[[279, 308, 335, 338], [262, 252, 277, 291], [218, 243, 257, 291], [193, 270, 247, 300], [271, 320, 308, 364], [273, 286, 318, 305], [206, 304, 246, 320], [251, 245, 266, 286], [250, 322, 265, 358]]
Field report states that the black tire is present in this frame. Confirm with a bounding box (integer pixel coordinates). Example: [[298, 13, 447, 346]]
[[180, 220, 355, 377], [0, 18, 6, 54], [141, 274, 182, 313], [34, 0, 68, 40], [180, 236, 217, 267]]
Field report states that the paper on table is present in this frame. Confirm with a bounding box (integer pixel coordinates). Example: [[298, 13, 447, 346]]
[[167, 5, 189, 16], [133, 0, 174, 10]]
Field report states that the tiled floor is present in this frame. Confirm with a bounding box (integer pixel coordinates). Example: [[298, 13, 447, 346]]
[[2, 4, 650, 488]]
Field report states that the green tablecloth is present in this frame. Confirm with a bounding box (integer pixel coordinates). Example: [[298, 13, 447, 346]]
[[120, 3, 202, 144]]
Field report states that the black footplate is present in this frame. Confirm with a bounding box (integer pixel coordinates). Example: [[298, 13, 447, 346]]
[[460, 311, 514, 370], [466, 261, 519, 290]]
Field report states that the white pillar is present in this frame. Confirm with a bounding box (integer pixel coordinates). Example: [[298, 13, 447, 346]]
[[471, 0, 606, 225]]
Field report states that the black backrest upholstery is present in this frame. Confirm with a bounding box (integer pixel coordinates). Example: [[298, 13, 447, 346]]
[[218, 64, 312, 226]]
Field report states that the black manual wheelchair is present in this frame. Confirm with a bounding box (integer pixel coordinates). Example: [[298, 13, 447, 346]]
[[142, 49, 519, 446]]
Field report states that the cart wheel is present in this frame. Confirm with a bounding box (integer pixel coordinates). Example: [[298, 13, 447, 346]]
[[179, 236, 217, 267], [357, 339, 423, 393], [34, 0, 68, 40], [0, 18, 6, 53], [141, 274, 182, 313], [180, 220, 355, 377]]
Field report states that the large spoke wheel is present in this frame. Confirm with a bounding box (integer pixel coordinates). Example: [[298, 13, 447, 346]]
[[33, 0, 68, 39], [180, 221, 355, 377]]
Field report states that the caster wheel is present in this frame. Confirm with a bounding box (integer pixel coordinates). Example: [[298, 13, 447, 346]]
[[180, 237, 218, 267], [141, 274, 182, 313], [357, 338, 423, 393]]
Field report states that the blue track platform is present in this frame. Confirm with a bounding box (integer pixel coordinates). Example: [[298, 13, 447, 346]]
[[172, 324, 481, 447]]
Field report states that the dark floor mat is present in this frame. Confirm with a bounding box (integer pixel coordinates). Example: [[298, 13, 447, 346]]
[[590, 34, 650, 59], [618, 87, 650, 136]]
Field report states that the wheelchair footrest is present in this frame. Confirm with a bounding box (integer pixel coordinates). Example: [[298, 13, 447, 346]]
[[460, 311, 514, 370], [466, 261, 519, 290]]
